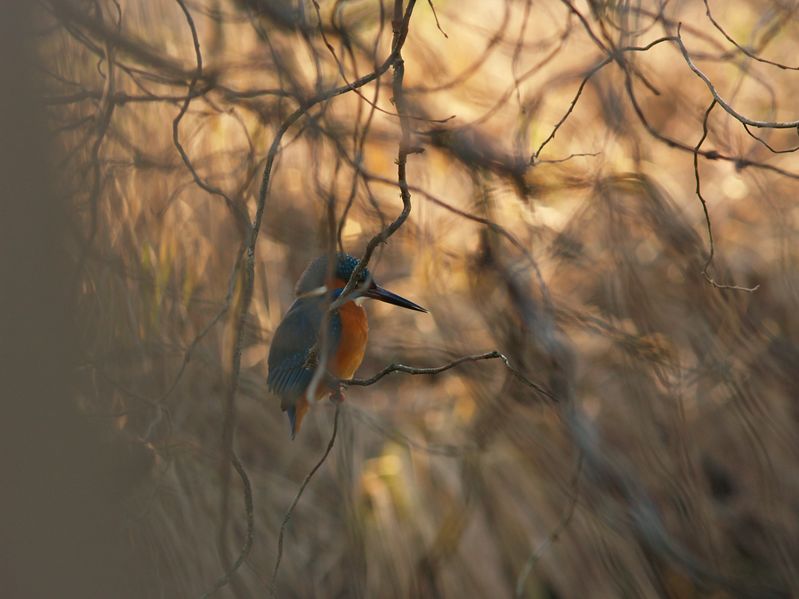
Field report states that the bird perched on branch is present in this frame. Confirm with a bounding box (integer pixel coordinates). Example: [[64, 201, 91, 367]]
[[267, 253, 427, 438]]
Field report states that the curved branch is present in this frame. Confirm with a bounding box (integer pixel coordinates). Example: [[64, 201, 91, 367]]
[[676, 24, 799, 129], [703, 0, 799, 71], [344, 350, 555, 402], [172, 0, 248, 233], [692, 100, 759, 292], [346, 351, 506, 386]]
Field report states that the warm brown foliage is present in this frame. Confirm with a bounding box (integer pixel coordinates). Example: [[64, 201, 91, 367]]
[[38, 0, 799, 597]]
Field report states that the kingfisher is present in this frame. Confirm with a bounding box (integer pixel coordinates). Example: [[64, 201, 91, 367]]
[[267, 253, 427, 438]]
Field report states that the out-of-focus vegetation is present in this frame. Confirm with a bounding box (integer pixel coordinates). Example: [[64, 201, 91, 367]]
[[39, 0, 799, 596]]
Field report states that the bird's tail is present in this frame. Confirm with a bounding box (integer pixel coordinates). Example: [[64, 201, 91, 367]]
[[287, 407, 297, 440], [286, 398, 309, 440]]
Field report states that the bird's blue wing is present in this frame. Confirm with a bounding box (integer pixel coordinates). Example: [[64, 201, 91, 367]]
[[267, 296, 341, 412]]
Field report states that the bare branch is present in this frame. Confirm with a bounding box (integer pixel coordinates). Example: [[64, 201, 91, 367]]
[[200, 452, 254, 599], [693, 100, 760, 292], [515, 454, 582, 598], [270, 404, 341, 596], [703, 0, 799, 72], [172, 0, 249, 233], [676, 24, 799, 129], [532, 36, 675, 163], [344, 350, 555, 403]]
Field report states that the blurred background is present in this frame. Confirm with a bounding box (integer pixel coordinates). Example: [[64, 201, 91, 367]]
[[17, 0, 799, 596]]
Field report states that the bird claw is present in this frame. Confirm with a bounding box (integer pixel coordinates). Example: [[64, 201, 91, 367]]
[[330, 385, 345, 404]]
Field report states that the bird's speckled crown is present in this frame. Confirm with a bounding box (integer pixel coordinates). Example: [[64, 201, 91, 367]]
[[294, 253, 370, 295]]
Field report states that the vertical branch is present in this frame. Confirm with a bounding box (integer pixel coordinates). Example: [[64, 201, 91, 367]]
[[201, 452, 254, 599], [172, 1, 253, 595], [693, 99, 759, 292], [271, 0, 419, 593], [306, 0, 418, 411], [269, 404, 341, 596], [514, 454, 583, 597], [172, 0, 248, 234], [217, 0, 414, 549], [329, 0, 418, 309], [694, 99, 718, 274], [73, 0, 117, 284], [392, 0, 413, 207]]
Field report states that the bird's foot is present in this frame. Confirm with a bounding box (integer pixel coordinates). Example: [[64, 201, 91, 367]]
[[330, 385, 345, 404]]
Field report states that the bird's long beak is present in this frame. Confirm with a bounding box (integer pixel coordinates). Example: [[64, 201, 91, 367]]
[[366, 284, 427, 312]]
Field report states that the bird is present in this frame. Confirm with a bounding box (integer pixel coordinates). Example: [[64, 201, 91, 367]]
[[267, 253, 427, 438]]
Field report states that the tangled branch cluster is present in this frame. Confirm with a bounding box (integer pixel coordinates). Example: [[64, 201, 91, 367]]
[[40, 0, 799, 597]]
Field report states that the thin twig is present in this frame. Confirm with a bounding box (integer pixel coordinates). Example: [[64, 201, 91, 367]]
[[243, 1, 418, 593], [404, 0, 511, 94], [560, 0, 661, 96], [622, 64, 799, 181], [171, 3, 254, 595], [531, 54, 608, 163], [693, 99, 759, 292], [310, 0, 450, 124], [270, 404, 341, 596], [426, 0, 448, 38], [694, 101, 718, 274], [200, 452, 254, 599], [51, 0, 202, 80], [327, 0, 419, 313], [344, 350, 555, 402], [675, 24, 799, 129], [73, 2, 117, 287], [347, 351, 505, 385], [142, 254, 241, 441], [217, 0, 416, 553], [703, 0, 799, 71], [515, 454, 583, 597], [172, 0, 248, 233], [537, 151, 601, 164], [532, 36, 676, 162], [743, 123, 799, 154]]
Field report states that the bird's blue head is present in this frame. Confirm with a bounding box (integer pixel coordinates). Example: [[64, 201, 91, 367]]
[[294, 252, 427, 312], [295, 253, 371, 295]]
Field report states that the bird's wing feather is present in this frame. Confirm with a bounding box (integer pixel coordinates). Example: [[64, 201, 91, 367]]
[[267, 296, 341, 411]]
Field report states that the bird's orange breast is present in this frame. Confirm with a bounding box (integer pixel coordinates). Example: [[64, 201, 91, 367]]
[[332, 300, 369, 380]]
